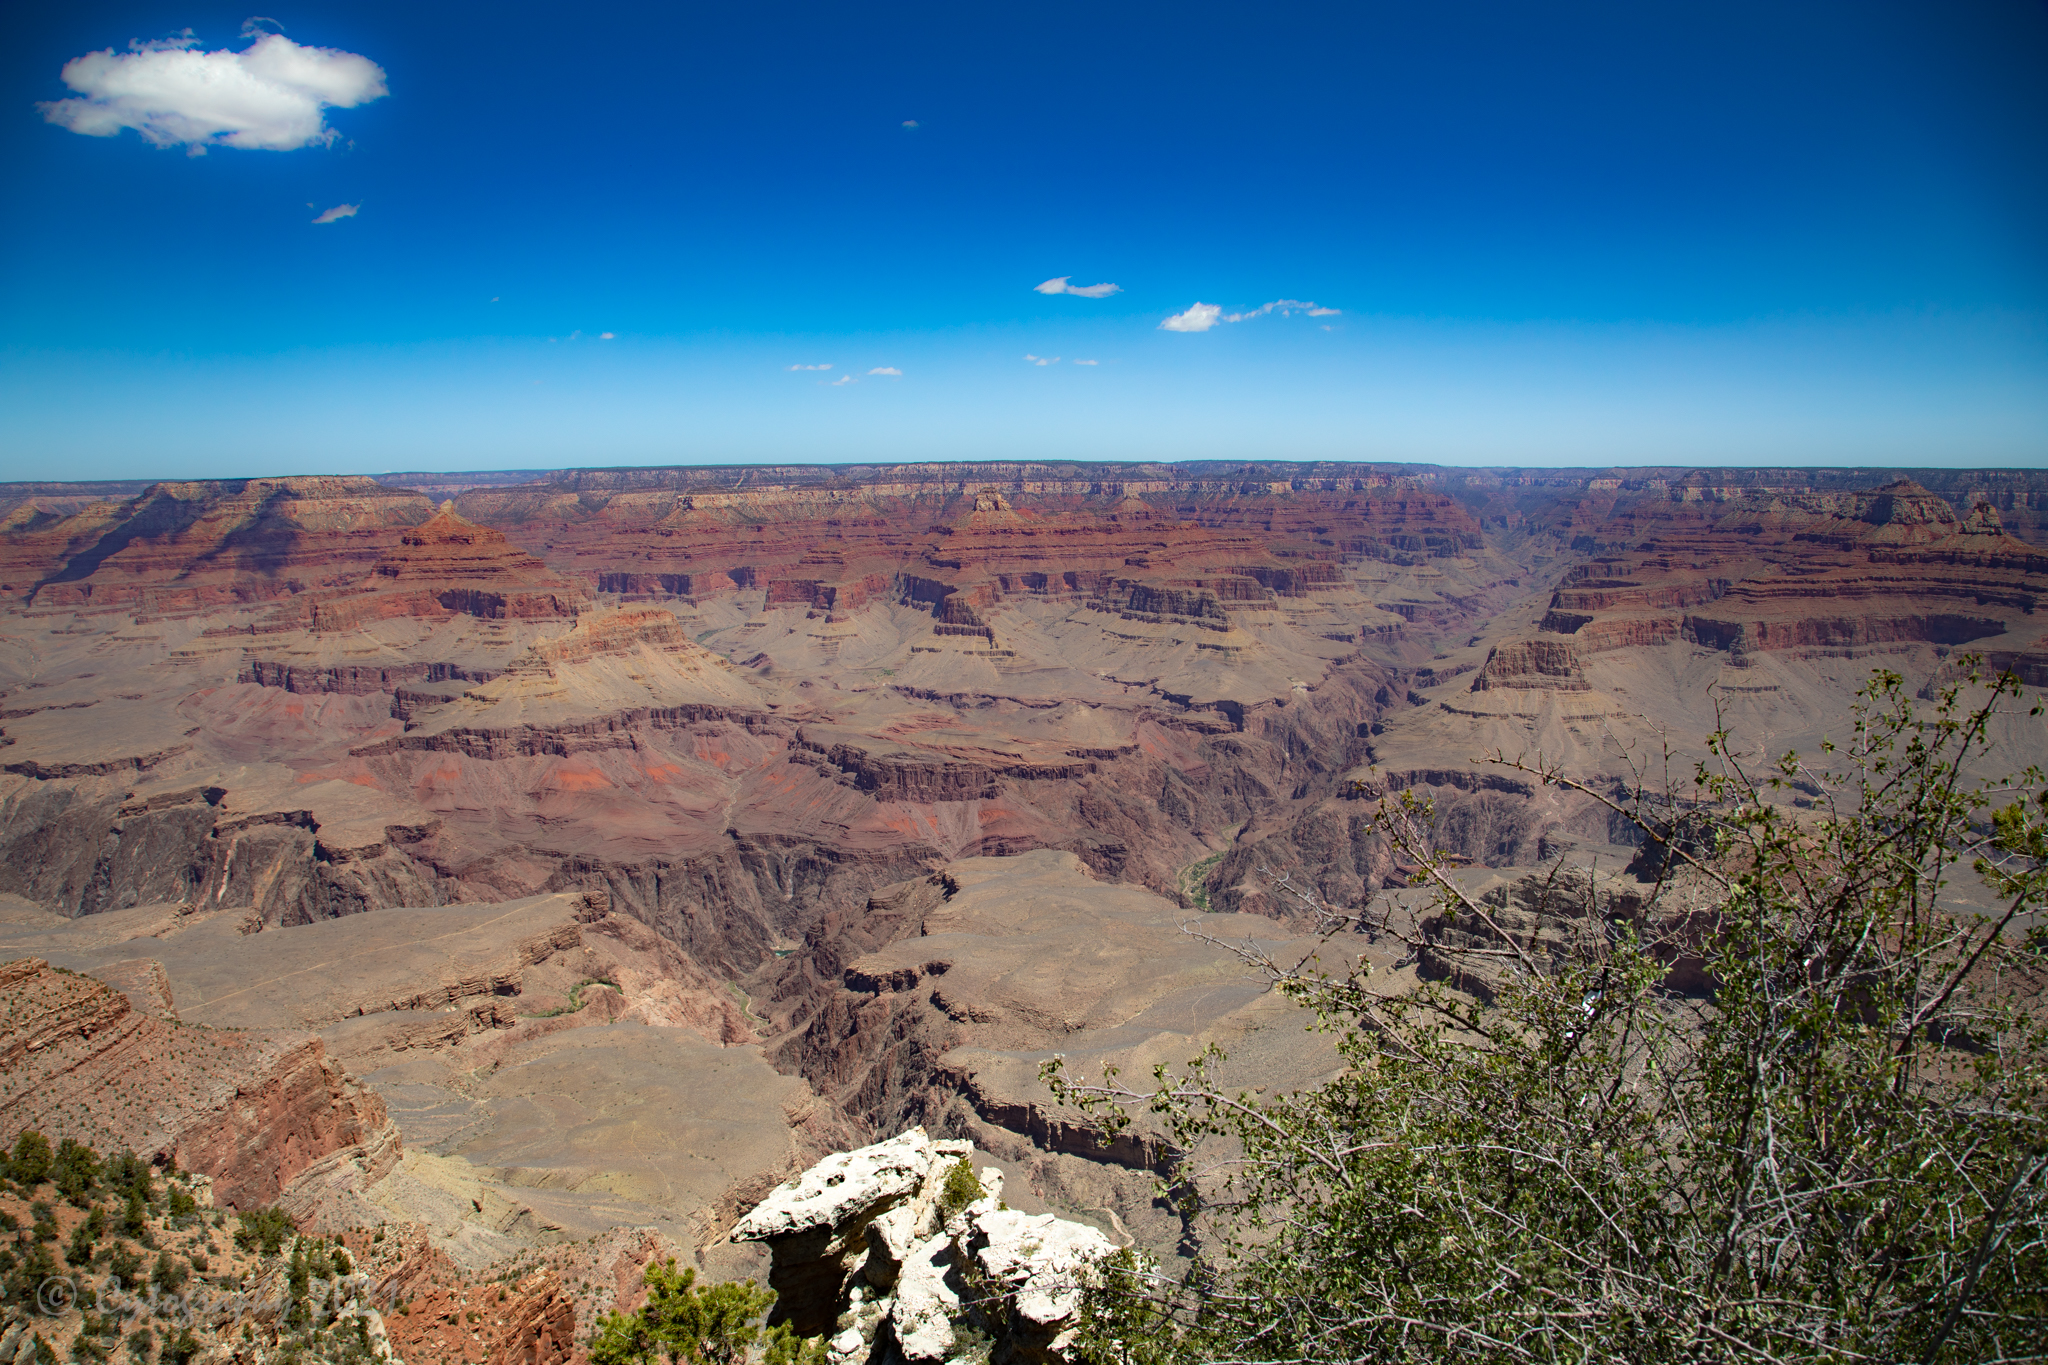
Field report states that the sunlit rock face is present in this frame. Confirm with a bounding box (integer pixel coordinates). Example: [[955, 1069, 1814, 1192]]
[[732, 1127, 1117, 1364], [0, 956, 398, 1213]]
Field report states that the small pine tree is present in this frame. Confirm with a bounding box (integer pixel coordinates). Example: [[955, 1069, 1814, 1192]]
[[8, 1132, 52, 1188], [51, 1140, 99, 1207], [119, 1188, 148, 1240], [590, 1259, 781, 1365], [763, 1322, 830, 1365], [64, 1217, 95, 1268], [233, 1207, 296, 1257]]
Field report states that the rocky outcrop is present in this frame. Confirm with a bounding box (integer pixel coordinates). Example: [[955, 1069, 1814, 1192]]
[[522, 607, 716, 665], [0, 958, 400, 1209], [240, 660, 499, 695], [1469, 639, 1590, 692], [0, 777, 449, 923], [731, 1129, 1116, 1365], [365, 504, 582, 621]]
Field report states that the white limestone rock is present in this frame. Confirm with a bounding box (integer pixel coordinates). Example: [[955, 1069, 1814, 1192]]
[[968, 1205, 1117, 1332], [728, 1129, 1117, 1365], [732, 1128, 938, 1242], [863, 1204, 920, 1290], [885, 1233, 964, 1363]]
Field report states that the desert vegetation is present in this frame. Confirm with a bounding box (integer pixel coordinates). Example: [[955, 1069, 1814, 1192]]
[[1049, 666, 2048, 1362], [588, 1261, 824, 1365], [0, 1130, 387, 1365]]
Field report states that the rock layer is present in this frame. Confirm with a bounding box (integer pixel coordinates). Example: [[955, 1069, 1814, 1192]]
[[0, 957, 398, 1209]]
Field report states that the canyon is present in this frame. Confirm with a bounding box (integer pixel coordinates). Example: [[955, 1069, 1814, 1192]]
[[1, 460, 2045, 1360]]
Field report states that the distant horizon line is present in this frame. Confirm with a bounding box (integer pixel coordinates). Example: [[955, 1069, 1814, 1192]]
[[4, 458, 2047, 499]]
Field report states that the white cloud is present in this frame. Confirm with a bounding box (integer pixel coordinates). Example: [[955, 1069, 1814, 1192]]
[[787, 363, 832, 371], [39, 30, 387, 153], [1159, 303, 1222, 332], [829, 375, 854, 386], [1222, 298, 1342, 322], [1034, 276, 1121, 299], [1162, 298, 1342, 332], [310, 202, 356, 224], [902, 119, 919, 129], [1024, 354, 1060, 365], [867, 366, 901, 376], [1072, 358, 1098, 365], [599, 332, 615, 340]]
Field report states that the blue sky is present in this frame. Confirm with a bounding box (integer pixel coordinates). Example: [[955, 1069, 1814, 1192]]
[[3, 0, 2045, 478]]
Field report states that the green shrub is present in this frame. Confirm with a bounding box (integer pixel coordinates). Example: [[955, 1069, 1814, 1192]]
[[764, 1323, 830, 1365], [7, 1239, 58, 1308], [8, 1131, 51, 1188], [589, 1259, 775, 1365], [938, 1157, 983, 1216], [233, 1207, 296, 1258], [99, 1152, 151, 1204], [65, 1217, 96, 1268], [105, 1244, 142, 1292], [52, 1140, 99, 1207], [119, 1188, 148, 1240], [1051, 667, 2048, 1365]]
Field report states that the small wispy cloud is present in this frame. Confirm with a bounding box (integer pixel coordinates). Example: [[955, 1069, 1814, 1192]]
[[1035, 276, 1121, 299], [1072, 359, 1098, 365], [1024, 354, 1060, 366], [867, 366, 901, 376], [1223, 299, 1340, 322], [829, 374, 854, 386], [311, 202, 356, 224], [1161, 298, 1340, 332], [787, 363, 832, 371], [902, 119, 919, 129], [599, 332, 615, 340], [1159, 303, 1222, 333]]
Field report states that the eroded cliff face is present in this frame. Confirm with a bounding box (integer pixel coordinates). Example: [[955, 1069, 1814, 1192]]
[[739, 852, 1360, 1255], [1533, 478, 2045, 663], [0, 467, 1482, 956], [0, 464, 2042, 963], [0, 462, 2045, 1212], [0, 958, 397, 1209]]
